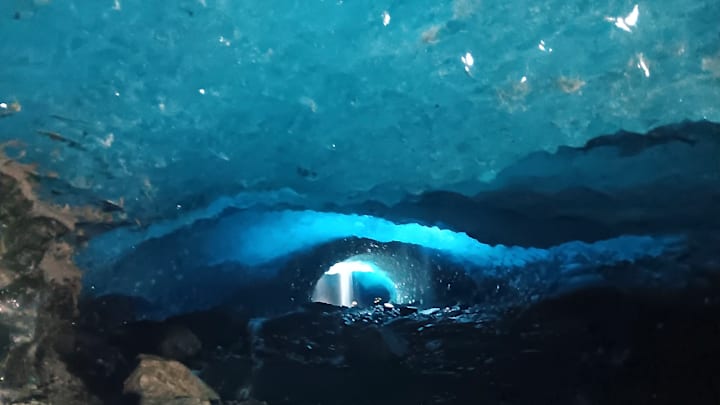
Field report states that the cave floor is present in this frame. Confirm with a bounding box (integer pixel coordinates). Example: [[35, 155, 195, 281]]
[[66, 283, 720, 405]]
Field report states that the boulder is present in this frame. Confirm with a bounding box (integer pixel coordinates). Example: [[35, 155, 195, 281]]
[[123, 355, 219, 405]]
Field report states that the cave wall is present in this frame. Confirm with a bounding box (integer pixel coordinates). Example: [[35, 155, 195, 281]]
[[2, 1, 719, 223], [0, 165, 100, 404], [341, 121, 720, 247]]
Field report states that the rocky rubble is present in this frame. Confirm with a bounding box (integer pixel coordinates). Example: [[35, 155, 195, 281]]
[[0, 154, 247, 405]]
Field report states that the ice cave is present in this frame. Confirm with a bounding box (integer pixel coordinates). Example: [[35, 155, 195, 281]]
[[0, 1, 719, 404]]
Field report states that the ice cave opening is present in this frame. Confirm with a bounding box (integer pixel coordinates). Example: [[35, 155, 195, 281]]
[[75, 205, 683, 321], [0, 0, 719, 403], [311, 258, 398, 308]]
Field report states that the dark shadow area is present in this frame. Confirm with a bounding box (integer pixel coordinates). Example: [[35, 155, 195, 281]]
[[62, 298, 252, 404], [330, 120, 720, 247], [61, 279, 720, 404], [61, 120, 720, 252]]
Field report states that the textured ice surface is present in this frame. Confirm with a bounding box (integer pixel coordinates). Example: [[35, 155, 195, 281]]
[[78, 209, 676, 273], [1, 0, 719, 218], [77, 208, 683, 318], [78, 208, 680, 309]]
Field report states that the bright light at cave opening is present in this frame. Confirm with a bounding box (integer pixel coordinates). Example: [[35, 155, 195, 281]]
[[311, 259, 398, 308], [326, 260, 373, 307]]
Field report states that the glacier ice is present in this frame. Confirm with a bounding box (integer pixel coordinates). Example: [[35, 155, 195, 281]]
[[1, 2, 720, 404], [1, 0, 719, 220], [79, 208, 676, 272], [78, 208, 681, 317], [1, 0, 717, 320]]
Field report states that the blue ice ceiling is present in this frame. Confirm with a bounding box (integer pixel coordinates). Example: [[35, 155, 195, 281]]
[[1, 1, 718, 320], [81, 209, 675, 271], [82, 211, 676, 267], [1, 0, 719, 220]]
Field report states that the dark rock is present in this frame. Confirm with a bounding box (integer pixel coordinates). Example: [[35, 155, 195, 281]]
[[158, 325, 202, 361], [167, 308, 251, 351], [197, 353, 253, 402], [240, 281, 720, 405], [77, 294, 155, 332]]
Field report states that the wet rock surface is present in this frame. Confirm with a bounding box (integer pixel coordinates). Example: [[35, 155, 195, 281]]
[[0, 170, 99, 403]]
